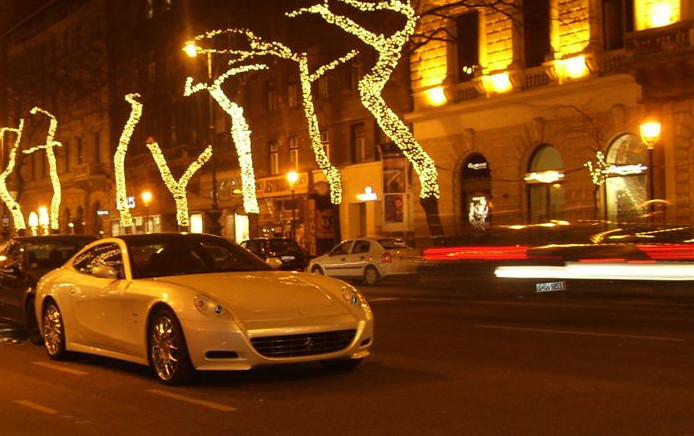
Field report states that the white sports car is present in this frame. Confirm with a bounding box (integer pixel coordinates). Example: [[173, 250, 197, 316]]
[[35, 233, 373, 385]]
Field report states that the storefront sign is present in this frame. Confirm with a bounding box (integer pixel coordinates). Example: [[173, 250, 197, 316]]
[[606, 164, 647, 176], [467, 162, 488, 170], [524, 171, 565, 184], [357, 187, 378, 201]]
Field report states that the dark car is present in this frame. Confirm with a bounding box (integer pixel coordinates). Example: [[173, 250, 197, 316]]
[[0, 234, 97, 344], [240, 237, 309, 271]]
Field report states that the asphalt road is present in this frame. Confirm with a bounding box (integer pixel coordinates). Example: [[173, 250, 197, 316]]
[[0, 284, 692, 435]]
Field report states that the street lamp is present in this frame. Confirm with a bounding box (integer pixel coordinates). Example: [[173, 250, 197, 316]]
[[286, 171, 298, 240], [184, 41, 221, 235], [141, 190, 152, 233], [640, 120, 661, 217]]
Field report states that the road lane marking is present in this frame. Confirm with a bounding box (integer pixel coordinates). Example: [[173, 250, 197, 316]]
[[33, 361, 89, 375], [146, 389, 237, 412], [474, 324, 686, 342], [14, 400, 58, 414]]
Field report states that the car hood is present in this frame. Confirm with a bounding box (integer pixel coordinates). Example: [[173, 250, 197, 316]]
[[154, 271, 349, 321]]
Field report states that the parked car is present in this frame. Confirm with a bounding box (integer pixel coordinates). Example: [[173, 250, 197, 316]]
[[239, 237, 309, 271], [308, 237, 422, 285], [35, 233, 373, 385], [0, 234, 98, 344]]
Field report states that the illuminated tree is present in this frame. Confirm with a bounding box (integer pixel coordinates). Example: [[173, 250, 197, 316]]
[[189, 28, 357, 205], [0, 120, 27, 232], [184, 56, 265, 214], [146, 138, 212, 228], [23, 107, 62, 231], [288, 0, 443, 236], [114, 93, 143, 231]]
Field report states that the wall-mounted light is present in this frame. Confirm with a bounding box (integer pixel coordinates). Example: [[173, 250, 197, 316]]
[[482, 72, 513, 94], [558, 56, 589, 80], [425, 86, 447, 107]]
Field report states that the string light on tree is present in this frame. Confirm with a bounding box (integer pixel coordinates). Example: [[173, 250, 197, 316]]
[[585, 151, 609, 186], [0, 121, 27, 231], [24, 107, 62, 231], [288, 0, 440, 201], [209, 28, 355, 205], [114, 93, 143, 231], [184, 58, 266, 214], [146, 138, 212, 227]]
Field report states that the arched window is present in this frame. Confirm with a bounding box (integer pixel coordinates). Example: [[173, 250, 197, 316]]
[[604, 133, 648, 222], [460, 153, 491, 228], [526, 145, 565, 223]]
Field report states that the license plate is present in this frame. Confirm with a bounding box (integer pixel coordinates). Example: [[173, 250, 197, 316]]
[[281, 256, 295, 261], [536, 281, 566, 293]]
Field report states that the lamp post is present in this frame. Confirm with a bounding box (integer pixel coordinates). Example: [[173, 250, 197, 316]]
[[141, 190, 152, 233], [286, 171, 298, 240], [184, 42, 221, 235], [640, 120, 661, 218]]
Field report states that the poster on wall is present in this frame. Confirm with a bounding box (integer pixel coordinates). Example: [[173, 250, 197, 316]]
[[385, 193, 405, 223], [383, 157, 407, 194], [468, 195, 490, 229]]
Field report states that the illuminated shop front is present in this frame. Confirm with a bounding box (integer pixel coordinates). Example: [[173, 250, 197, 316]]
[[460, 153, 491, 228], [604, 133, 649, 222], [525, 145, 565, 223]]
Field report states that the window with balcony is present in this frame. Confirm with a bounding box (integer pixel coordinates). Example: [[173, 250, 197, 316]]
[[603, 0, 634, 50], [348, 58, 363, 91], [455, 11, 480, 82], [269, 140, 279, 175], [321, 130, 331, 160], [318, 75, 329, 98], [350, 123, 366, 164], [264, 80, 277, 111], [523, 0, 551, 68], [289, 136, 299, 170], [287, 79, 300, 107]]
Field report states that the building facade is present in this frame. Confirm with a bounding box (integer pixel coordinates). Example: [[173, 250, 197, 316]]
[[0, 0, 415, 253], [409, 0, 694, 237]]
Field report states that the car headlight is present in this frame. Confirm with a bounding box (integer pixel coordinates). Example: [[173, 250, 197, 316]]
[[342, 286, 360, 306], [194, 294, 225, 316]]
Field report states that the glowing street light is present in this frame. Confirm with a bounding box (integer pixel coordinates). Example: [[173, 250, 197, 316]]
[[640, 120, 661, 216], [141, 190, 152, 233], [184, 41, 221, 235], [286, 171, 299, 240]]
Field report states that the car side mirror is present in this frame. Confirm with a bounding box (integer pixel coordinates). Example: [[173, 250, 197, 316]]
[[266, 257, 283, 270], [92, 265, 119, 280], [1, 262, 21, 276]]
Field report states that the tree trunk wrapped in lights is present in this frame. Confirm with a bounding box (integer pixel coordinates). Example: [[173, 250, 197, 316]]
[[0, 121, 27, 233], [288, 0, 444, 237], [114, 93, 143, 232], [146, 139, 212, 228], [24, 107, 62, 232], [184, 57, 264, 215]]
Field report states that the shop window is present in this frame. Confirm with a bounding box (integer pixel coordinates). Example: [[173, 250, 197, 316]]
[[603, 0, 634, 50], [460, 153, 491, 228], [526, 145, 565, 223], [604, 133, 648, 222], [455, 11, 480, 82], [523, 0, 551, 68]]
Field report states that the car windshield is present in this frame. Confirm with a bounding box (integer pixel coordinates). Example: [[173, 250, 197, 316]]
[[268, 239, 300, 253], [128, 237, 272, 279]]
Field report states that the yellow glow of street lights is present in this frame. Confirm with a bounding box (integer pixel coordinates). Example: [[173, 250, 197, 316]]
[[141, 191, 152, 206], [183, 41, 198, 58], [640, 121, 661, 149], [286, 171, 299, 186]]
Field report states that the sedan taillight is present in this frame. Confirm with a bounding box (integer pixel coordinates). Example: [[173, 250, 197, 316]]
[[380, 251, 392, 263]]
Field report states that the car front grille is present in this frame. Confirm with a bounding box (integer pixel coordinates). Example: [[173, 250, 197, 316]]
[[251, 329, 357, 358]]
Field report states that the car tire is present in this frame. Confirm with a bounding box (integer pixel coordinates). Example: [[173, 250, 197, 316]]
[[42, 300, 69, 360], [26, 295, 43, 345], [311, 265, 324, 275], [148, 308, 194, 385], [363, 266, 380, 286], [322, 358, 363, 371]]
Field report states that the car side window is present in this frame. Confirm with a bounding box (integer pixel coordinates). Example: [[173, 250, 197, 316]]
[[331, 241, 352, 255], [73, 243, 124, 279], [352, 241, 370, 254]]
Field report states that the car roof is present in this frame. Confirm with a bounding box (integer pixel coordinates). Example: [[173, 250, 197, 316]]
[[114, 232, 226, 244]]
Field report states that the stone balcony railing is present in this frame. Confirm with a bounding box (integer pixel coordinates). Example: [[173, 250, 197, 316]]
[[624, 19, 694, 55]]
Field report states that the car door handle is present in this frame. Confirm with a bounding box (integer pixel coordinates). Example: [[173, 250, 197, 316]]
[[360, 256, 365, 260]]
